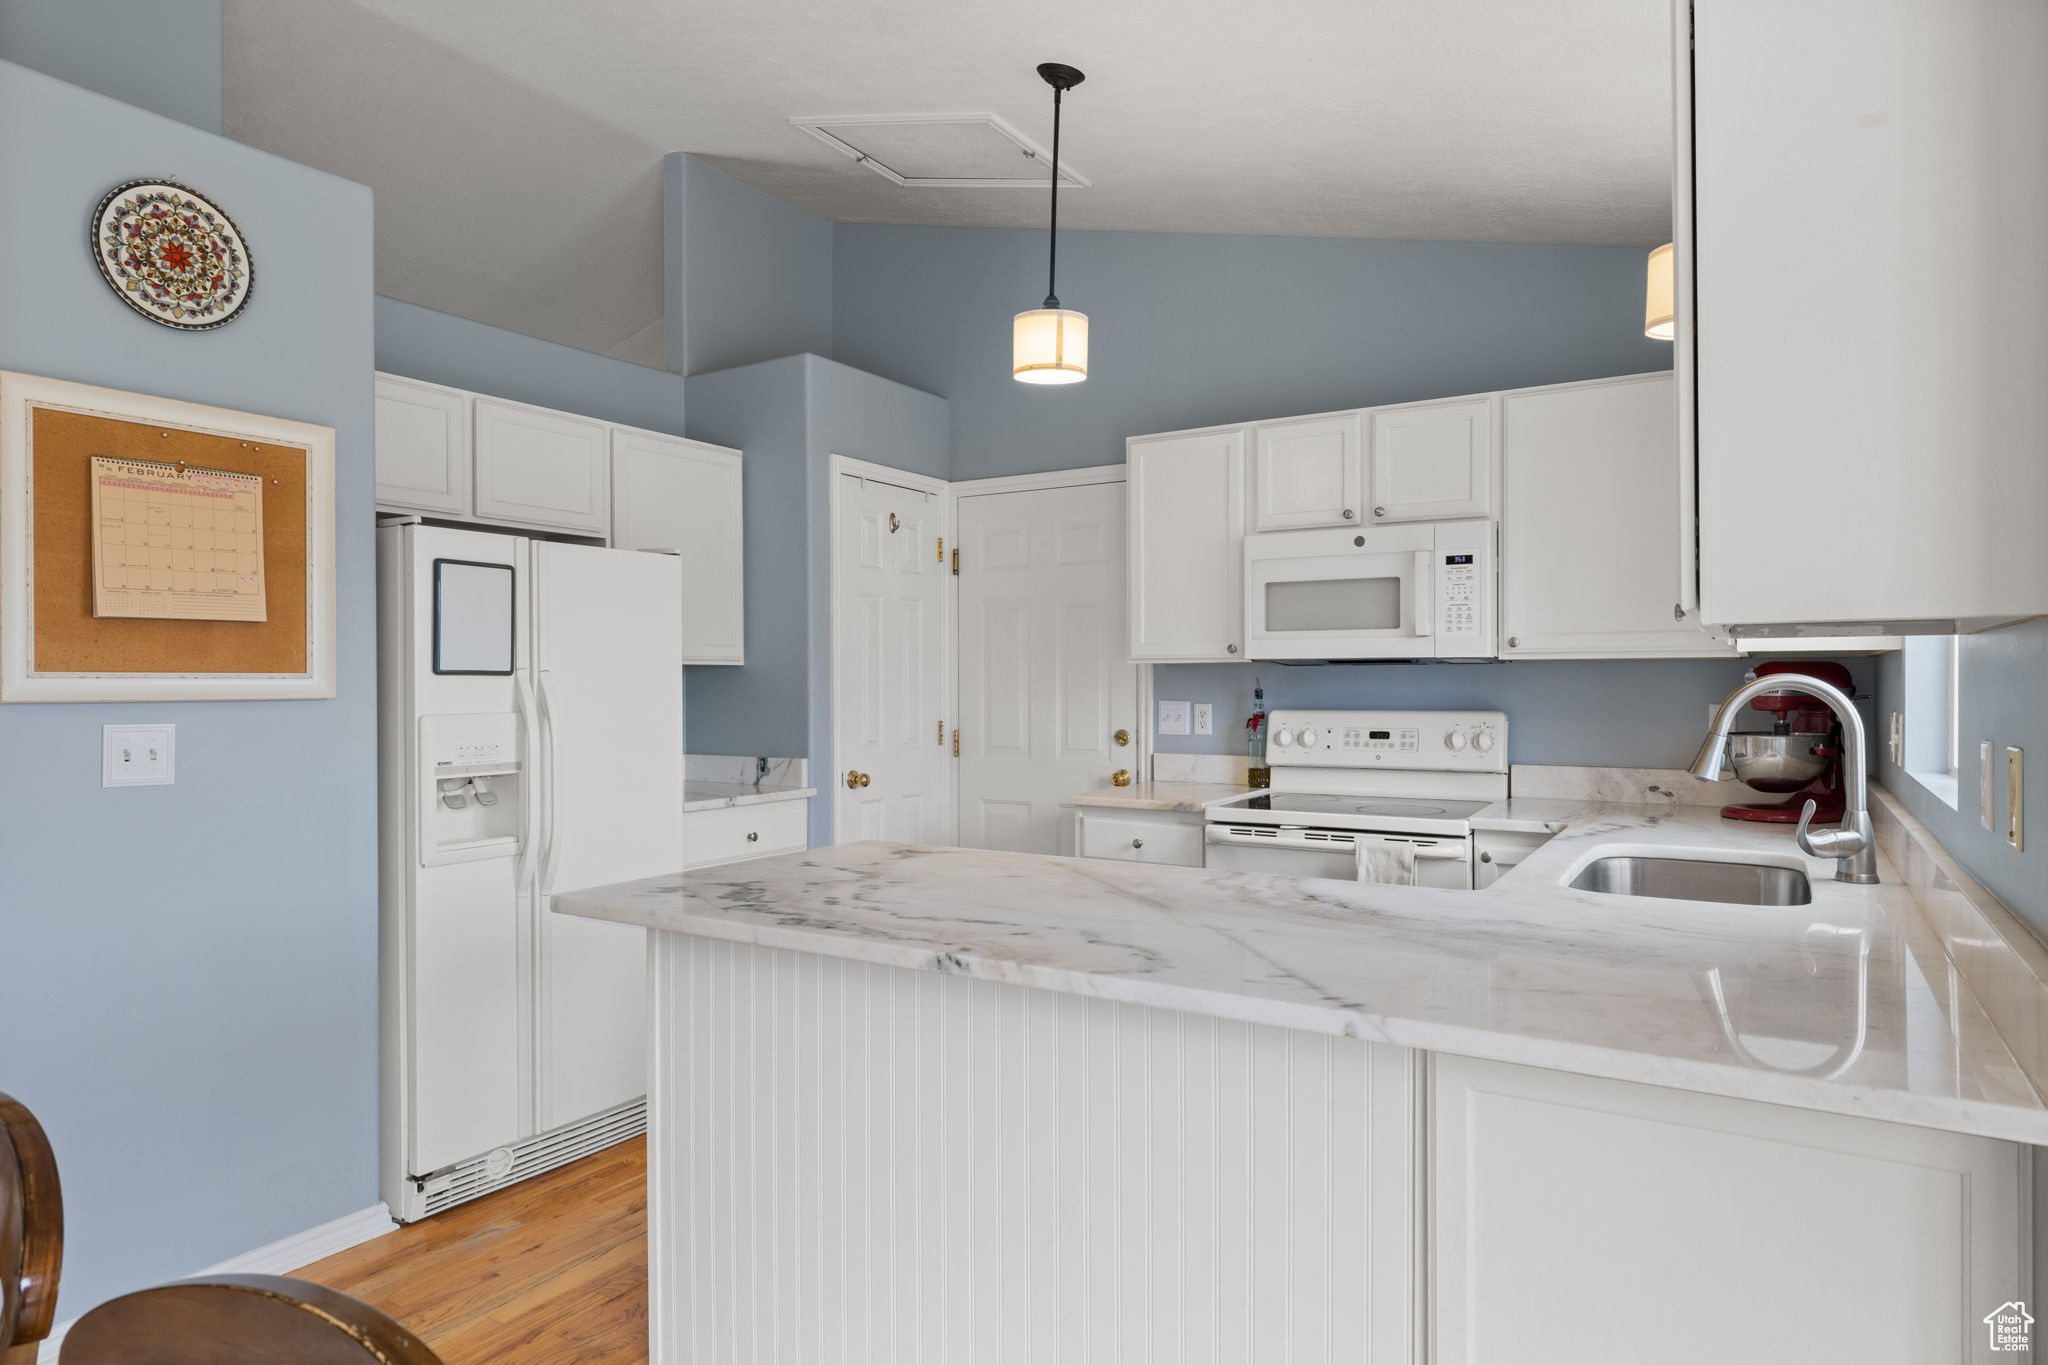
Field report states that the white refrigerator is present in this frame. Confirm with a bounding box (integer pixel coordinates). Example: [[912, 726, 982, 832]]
[[378, 523, 682, 1221]]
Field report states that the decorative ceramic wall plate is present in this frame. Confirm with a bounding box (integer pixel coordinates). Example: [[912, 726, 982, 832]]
[[89, 179, 254, 330]]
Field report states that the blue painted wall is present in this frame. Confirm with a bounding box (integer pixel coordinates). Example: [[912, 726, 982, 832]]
[[1876, 622, 2048, 937], [669, 155, 833, 377], [832, 224, 1676, 481], [0, 57, 376, 1316], [375, 296, 689, 437], [684, 354, 947, 846], [1156, 657, 1877, 769], [0, 0, 222, 132]]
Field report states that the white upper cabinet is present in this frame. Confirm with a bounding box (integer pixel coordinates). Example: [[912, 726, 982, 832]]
[[374, 374, 471, 516], [1501, 374, 1731, 658], [1128, 426, 1248, 661], [1685, 0, 2048, 632], [1250, 413, 1365, 531], [1367, 396, 1493, 523], [472, 397, 611, 536], [610, 428, 745, 665]]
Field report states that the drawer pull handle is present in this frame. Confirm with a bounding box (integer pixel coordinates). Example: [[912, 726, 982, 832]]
[[747, 831, 760, 842], [1132, 838, 1145, 849]]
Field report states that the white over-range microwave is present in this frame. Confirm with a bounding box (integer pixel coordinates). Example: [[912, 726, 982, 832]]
[[1242, 521, 1497, 660]]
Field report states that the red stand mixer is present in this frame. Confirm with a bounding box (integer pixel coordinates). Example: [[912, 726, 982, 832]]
[[1719, 660, 1855, 823]]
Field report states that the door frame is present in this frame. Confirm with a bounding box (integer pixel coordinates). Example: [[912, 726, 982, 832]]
[[946, 464, 1151, 828], [827, 454, 956, 845]]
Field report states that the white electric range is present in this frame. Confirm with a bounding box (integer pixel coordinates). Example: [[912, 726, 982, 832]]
[[1203, 709, 1508, 888]]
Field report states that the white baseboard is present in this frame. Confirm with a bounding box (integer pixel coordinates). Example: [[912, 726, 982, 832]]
[[36, 1202, 398, 1363]]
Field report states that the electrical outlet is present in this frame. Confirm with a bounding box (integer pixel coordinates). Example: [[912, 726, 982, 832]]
[[103, 724, 175, 787], [1888, 712, 1904, 766], [1156, 700, 1191, 737], [1981, 741, 1996, 831], [1193, 703, 1214, 736]]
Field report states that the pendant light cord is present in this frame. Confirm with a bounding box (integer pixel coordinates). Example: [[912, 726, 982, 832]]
[[1044, 84, 1062, 310]]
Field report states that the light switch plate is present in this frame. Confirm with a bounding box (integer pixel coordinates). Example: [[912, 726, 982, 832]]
[[1981, 741, 1996, 831], [103, 724, 175, 787], [1156, 700, 1191, 737], [1193, 703, 1214, 736]]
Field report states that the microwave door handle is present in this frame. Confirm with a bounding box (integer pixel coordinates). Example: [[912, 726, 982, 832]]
[[1411, 551, 1434, 637]]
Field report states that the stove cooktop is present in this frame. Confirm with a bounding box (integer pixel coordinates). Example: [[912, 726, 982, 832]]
[[1206, 789, 1495, 836]]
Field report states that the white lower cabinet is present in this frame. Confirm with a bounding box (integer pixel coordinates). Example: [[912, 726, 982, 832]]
[[1473, 827, 1552, 888], [1501, 373, 1732, 658], [1074, 808, 1205, 867], [681, 799, 806, 870], [610, 428, 746, 664], [1429, 1054, 2025, 1365]]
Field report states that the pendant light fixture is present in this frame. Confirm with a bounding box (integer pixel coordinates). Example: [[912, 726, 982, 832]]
[[1644, 242, 1676, 340], [1013, 62, 1088, 385]]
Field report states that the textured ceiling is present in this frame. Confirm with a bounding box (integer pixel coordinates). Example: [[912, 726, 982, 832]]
[[224, 0, 1672, 363]]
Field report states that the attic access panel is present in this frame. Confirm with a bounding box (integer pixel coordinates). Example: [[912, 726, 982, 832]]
[[791, 113, 1089, 189]]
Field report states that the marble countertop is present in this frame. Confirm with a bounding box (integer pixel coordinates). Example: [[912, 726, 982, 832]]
[[681, 781, 817, 813], [558, 802, 2046, 1144], [1067, 781, 1255, 813]]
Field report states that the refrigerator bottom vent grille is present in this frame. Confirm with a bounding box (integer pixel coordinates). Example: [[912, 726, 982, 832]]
[[414, 1099, 646, 1220]]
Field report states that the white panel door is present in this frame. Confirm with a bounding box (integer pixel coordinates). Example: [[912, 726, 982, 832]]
[[531, 542, 683, 1132], [1431, 1054, 2024, 1365], [474, 397, 611, 535], [958, 482, 1140, 854], [1368, 397, 1493, 522], [833, 473, 948, 846], [1250, 412, 1365, 531], [1501, 374, 1734, 657], [1127, 426, 1248, 661], [375, 374, 471, 516], [609, 428, 745, 664]]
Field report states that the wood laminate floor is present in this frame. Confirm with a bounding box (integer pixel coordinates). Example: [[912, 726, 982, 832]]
[[295, 1138, 648, 1365]]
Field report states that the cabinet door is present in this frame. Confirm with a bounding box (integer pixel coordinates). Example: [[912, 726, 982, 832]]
[[1128, 427, 1248, 661], [1501, 375, 1733, 657], [611, 429, 745, 664], [1250, 412, 1365, 530], [1430, 1054, 2024, 1365], [1367, 397, 1493, 522], [374, 374, 470, 515], [473, 397, 610, 535]]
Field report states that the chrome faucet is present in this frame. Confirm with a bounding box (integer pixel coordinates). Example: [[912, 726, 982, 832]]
[[1689, 673, 1879, 885]]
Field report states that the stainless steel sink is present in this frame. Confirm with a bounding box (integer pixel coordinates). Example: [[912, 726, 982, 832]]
[[1568, 855, 1812, 906]]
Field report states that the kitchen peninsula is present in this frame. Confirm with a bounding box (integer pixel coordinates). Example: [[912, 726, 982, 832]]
[[558, 799, 2039, 1364]]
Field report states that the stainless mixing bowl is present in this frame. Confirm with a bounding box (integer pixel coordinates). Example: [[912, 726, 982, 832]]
[[1726, 731, 1831, 791]]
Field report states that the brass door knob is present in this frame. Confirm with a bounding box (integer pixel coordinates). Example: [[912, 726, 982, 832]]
[[1110, 769, 1132, 788], [845, 769, 864, 789], [1113, 728, 1131, 747], [858, 772, 871, 788]]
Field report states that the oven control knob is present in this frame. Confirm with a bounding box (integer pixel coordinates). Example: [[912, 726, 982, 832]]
[[1473, 729, 1496, 754], [1273, 727, 1294, 749], [1444, 730, 1468, 752], [1298, 727, 1319, 748]]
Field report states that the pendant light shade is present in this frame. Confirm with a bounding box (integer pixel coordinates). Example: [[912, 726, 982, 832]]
[[1014, 63, 1088, 384], [1013, 307, 1089, 383], [1644, 242, 1676, 340]]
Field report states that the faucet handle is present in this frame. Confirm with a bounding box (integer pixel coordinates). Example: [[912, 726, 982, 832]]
[[1794, 798, 1821, 853]]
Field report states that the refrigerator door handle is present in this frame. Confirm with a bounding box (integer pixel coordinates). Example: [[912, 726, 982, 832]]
[[537, 667, 561, 895], [513, 665, 541, 892]]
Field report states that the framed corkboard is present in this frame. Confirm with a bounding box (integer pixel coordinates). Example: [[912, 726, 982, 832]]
[[1, 371, 335, 701]]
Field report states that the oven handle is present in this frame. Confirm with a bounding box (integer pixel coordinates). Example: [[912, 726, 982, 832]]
[[1203, 825, 1468, 858]]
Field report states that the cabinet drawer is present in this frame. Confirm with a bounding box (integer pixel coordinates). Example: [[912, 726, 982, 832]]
[[1078, 813, 1204, 867], [683, 800, 808, 870]]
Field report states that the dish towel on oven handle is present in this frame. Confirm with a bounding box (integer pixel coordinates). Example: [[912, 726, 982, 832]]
[[1356, 838, 1418, 886]]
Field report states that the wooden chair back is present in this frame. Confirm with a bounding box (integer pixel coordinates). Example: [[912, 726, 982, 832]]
[[0, 1092, 63, 1365]]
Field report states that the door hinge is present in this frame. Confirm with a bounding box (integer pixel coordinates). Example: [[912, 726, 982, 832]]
[[936, 536, 944, 563], [952, 729, 960, 757], [937, 718, 944, 744], [951, 547, 960, 575]]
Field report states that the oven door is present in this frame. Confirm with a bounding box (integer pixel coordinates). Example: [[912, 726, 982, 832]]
[[1244, 524, 1436, 660], [1204, 824, 1473, 889]]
